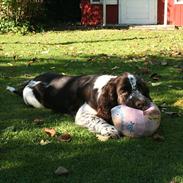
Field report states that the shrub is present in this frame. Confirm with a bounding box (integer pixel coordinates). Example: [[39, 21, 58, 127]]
[[0, 0, 44, 34]]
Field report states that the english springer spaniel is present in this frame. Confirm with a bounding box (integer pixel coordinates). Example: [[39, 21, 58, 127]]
[[7, 72, 151, 137]]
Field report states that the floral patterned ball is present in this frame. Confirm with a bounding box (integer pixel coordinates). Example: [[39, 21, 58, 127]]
[[111, 103, 161, 137]]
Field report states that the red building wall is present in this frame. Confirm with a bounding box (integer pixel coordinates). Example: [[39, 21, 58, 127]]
[[81, 0, 183, 26], [156, 0, 183, 26], [174, 3, 183, 26], [80, 0, 118, 25]]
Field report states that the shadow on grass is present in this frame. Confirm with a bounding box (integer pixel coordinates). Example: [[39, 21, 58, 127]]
[[1, 136, 183, 183], [0, 36, 157, 46]]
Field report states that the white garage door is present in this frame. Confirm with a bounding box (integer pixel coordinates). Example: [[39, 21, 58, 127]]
[[119, 0, 157, 24]]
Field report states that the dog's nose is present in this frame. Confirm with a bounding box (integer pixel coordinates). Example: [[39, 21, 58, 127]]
[[135, 100, 150, 110], [136, 101, 144, 109]]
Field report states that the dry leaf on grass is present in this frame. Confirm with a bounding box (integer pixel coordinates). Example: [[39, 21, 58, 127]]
[[150, 73, 161, 81], [176, 68, 183, 73], [43, 128, 56, 137], [41, 50, 49, 54], [27, 57, 38, 66], [153, 134, 165, 142], [49, 66, 55, 70], [160, 61, 168, 66], [57, 133, 72, 142], [174, 99, 183, 108], [54, 166, 69, 176], [96, 134, 110, 142], [164, 111, 180, 117], [40, 139, 51, 145], [151, 82, 162, 87], [27, 61, 34, 66], [7, 63, 13, 66], [111, 66, 120, 70], [33, 118, 44, 125], [138, 67, 150, 74]]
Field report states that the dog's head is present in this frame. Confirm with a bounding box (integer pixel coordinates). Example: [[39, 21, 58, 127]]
[[97, 72, 151, 121], [115, 72, 152, 110]]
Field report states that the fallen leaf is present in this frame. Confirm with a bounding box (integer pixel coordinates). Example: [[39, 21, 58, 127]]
[[160, 61, 168, 66], [176, 68, 183, 73], [49, 66, 55, 70], [54, 166, 69, 176], [170, 50, 182, 57], [33, 118, 44, 125], [153, 134, 165, 142], [138, 67, 150, 74], [150, 73, 161, 81], [41, 50, 49, 54], [43, 128, 56, 137], [151, 82, 162, 86], [7, 63, 13, 66], [27, 57, 38, 66], [174, 98, 183, 108], [40, 139, 50, 145], [96, 134, 110, 141], [111, 66, 120, 70], [164, 111, 179, 117], [161, 108, 167, 112], [87, 57, 96, 62], [57, 133, 72, 142], [160, 102, 167, 107], [27, 61, 34, 66]]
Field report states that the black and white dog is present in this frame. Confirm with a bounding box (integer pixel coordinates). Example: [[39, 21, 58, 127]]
[[7, 72, 151, 137]]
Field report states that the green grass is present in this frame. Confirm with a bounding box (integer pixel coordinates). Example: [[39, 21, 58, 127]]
[[0, 29, 183, 183]]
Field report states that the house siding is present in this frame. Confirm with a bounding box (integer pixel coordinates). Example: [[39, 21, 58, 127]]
[[155, 0, 183, 26], [81, 0, 183, 26], [174, 4, 183, 26]]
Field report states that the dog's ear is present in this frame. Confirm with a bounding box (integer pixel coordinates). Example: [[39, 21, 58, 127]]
[[97, 82, 118, 122]]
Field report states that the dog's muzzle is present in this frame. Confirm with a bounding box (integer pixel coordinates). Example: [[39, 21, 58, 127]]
[[126, 90, 151, 111]]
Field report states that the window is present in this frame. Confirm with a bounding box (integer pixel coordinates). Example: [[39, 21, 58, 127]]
[[175, 0, 183, 4], [90, 0, 101, 4], [90, 0, 117, 4]]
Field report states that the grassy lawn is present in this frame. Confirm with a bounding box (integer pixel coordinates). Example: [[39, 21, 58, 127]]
[[0, 29, 183, 183]]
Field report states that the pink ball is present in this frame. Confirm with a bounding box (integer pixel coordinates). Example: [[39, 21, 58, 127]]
[[111, 103, 161, 137]]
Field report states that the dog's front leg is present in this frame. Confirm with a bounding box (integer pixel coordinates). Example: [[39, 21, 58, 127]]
[[75, 103, 120, 138]]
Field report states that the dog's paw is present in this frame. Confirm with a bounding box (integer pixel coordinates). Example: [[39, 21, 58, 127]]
[[100, 126, 120, 138]]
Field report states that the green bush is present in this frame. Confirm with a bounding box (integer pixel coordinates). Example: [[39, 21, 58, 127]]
[[0, 0, 44, 34], [0, 19, 30, 34]]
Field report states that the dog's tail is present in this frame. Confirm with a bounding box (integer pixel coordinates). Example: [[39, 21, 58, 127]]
[[6, 86, 23, 96], [6, 86, 17, 93], [6, 80, 30, 96]]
